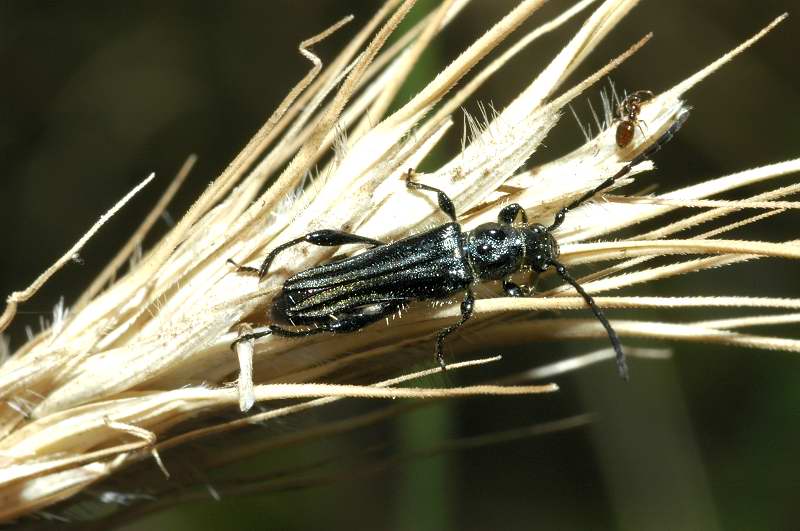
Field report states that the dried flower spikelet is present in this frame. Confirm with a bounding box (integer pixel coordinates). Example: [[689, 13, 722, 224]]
[[0, 0, 796, 524]]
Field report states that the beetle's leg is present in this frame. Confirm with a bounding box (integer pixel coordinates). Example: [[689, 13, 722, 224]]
[[230, 324, 329, 352], [268, 324, 329, 338], [497, 203, 528, 226], [227, 259, 259, 274], [238, 321, 354, 342], [230, 328, 273, 351], [253, 302, 405, 340], [229, 230, 385, 279], [406, 177, 457, 222], [434, 288, 475, 370], [325, 301, 405, 333], [502, 279, 530, 297]]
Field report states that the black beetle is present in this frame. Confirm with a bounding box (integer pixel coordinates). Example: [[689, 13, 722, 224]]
[[230, 111, 689, 379]]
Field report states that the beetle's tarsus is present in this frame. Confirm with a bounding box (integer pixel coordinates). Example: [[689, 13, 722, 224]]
[[406, 177, 458, 222], [227, 258, 259, 275], [437, 350, 448, 372], [230, 328, 273, 352]]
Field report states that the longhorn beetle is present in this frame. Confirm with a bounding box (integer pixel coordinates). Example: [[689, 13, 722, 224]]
[[230, 110, 689, 380]]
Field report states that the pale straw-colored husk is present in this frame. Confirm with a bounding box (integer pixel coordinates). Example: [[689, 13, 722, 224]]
[[0, 0, 794, 524]]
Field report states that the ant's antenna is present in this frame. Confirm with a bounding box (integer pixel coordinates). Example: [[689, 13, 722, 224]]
[[552, 260, 628, 380], [549, 109, 690, 232]]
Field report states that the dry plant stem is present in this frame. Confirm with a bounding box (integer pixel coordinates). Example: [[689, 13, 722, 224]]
[[95, 414, 592, 531], [205, 344, 648, 474], [0, 1, 794, 523], [428, 0, 600, 128], [74, 155, 198, 311], [0, 357, 554, 521], [263, 0, 409, 158], [482, 319, 800, 353], [249, 0, 418, 219], [153, 356, 512, 455], [10, 3, 415, 421], [245, 0, 458, 195], [284, 0, 554, 252], [3, 385, 557, 465], [48, 15, 360, 360], [474, 296, 800, 313], [559, 208, 785, 294], [611, 197, 800, 210], [353, 0, 456, 137], [563, 239, 800, 263], [694, 313, 800, 330], [0, 174, 154, 335]]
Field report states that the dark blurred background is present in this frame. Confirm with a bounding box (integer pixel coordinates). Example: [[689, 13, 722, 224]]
[[1, 1, 799, 530]]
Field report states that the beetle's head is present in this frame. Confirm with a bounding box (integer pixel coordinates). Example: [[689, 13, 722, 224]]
[[522, 224, 559, 272]]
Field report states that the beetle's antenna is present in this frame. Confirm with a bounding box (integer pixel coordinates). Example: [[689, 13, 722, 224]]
[[548, 109, 690, 231], [551, 260, 629, 380]]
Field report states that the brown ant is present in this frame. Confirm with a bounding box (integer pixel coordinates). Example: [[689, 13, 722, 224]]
[[615, 90, 653, 148]]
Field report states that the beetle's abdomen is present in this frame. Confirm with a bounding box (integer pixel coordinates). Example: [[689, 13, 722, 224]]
[[272, 223, 472, 324]]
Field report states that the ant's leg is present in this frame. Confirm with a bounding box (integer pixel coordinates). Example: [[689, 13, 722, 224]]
[[434, 288, 475, 370], [548, 110, 690, 231], [228, 229, 385, 279], [497, 203, 528, 225], [634, 118, 650, 142], [405, 169, 457, 222]]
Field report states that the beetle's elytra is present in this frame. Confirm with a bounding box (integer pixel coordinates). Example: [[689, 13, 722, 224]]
[[230, 110, 689, 380]]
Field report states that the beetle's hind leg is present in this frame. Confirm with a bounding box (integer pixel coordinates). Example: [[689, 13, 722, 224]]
[[245, 301, 405, 342], [230, 327, 274, 351], [228, 230, 385, 279], [434, 288, 475, 370]]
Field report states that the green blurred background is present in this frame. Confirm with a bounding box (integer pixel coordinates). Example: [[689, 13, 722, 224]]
[[1, 1, 799, 529]]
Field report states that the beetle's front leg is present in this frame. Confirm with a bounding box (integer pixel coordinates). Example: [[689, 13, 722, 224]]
[[502, 274, 534, 297], [434, 288, 475, 370], [502, 279, 525, 297], [497, 203, 528, 226]]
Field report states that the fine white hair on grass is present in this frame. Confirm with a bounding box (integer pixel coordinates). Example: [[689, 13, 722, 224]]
[[0, 1, 794, 525]]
